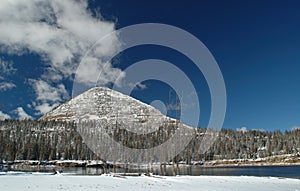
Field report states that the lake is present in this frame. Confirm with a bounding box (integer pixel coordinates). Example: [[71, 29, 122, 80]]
[[61, 165, 300, 179]]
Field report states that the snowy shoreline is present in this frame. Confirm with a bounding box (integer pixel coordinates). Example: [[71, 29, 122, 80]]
[[3, 153, 300, 171], [0, 173, 300, 191]]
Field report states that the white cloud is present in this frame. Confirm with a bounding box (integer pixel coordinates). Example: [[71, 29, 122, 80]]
[[0, 110, 10, 120], [134, 82, 147, 90], [0, 58, 16, 91], [41, 68, 64, 82], [14, 107, 32, 120], [76, 60, 124, 87], [29, 79, 69, 102], [236, 126, 247, 133], [291, 126, 300, 131], [126, 82, 147, 91], [0, 82, 16, 91], [0, 0, 121, 80], [29, 79, 69, 114], [35, 103, 59, 115], [0, 59, 16, 75], [0, 0, 123, 114]]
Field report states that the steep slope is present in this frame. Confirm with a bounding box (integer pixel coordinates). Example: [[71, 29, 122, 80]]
[[40, 87, 173, 133], [40, 87, 197, 163]]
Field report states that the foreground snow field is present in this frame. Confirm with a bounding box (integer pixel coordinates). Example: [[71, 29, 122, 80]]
[[0, 174, 300, 191]]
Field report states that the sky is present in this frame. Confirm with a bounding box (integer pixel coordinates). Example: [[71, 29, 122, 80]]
[[0, 0, 300, 132]]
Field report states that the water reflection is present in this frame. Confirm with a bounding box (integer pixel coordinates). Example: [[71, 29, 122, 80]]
[[62, 165, 300, 179]]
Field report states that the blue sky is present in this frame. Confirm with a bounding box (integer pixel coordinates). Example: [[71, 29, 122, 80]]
[[0, 0, 300, 131]]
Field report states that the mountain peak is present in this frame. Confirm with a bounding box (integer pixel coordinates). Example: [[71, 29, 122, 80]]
[[40, 87, 169, 133]]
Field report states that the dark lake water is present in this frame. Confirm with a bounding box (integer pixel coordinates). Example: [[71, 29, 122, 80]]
[[61, 165, 300, 179]]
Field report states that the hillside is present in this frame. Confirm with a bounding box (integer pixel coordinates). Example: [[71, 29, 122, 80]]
[[0, 87, 299, 171], [40, 87, 168, 134], [0, 120, 300, 170]]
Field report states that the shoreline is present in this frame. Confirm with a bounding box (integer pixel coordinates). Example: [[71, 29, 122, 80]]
[[2, 159, 300, 170], [202, 161, 300, 168]]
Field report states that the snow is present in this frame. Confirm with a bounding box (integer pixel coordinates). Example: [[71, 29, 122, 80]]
[[40, 87, 170, 133], [0, 174, 299, 191]]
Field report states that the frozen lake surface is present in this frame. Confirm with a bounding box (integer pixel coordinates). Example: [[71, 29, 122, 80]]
[[0, 173, 300, 191]]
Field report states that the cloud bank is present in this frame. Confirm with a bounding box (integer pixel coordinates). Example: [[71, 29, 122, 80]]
[[0, 0, 123, 115]]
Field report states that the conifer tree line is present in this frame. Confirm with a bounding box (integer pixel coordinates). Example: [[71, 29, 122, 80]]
[[0, 120, 97, 161], [0, 120, 299, 162], [209, 128, 300, 160]]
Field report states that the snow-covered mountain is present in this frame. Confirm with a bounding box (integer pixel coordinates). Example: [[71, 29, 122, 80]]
[[39, 87, 197, 163], [40, 87, 176, 133]]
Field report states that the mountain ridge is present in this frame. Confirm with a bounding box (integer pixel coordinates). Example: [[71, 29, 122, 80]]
[[40, 87, 180, 134]]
